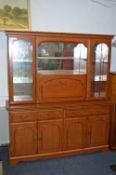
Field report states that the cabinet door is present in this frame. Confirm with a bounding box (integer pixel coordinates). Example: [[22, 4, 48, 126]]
[[10, 122, 38, 156], [88, 39, 111, 99], [88, 115, 109, 146], [8, 35, 36, 103], [64, 118, 88, 150], [38, 120, 63, 153]]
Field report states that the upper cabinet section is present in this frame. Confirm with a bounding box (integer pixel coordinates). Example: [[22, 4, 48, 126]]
[[36, 35, 89, 103], [6, 31, 113, 104], [37, 42, 87, 75], [7, 33, 36, 104]]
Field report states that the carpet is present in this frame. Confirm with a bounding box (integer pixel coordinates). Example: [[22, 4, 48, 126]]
[[1, 146, 116, 175]]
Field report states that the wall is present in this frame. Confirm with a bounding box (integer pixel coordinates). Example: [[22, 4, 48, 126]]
[[0, 108, 9, 145], [0, 32, 8, 107], [31, 0, 116, 35], [0, 32, 9, 145], [0, 0, 116, 145]]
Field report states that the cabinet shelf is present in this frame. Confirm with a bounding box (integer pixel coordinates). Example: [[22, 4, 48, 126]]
[[38, 69, 86, 75], [94, 75, 107, 82], [13, 77, 32, 84], [94, 60, 108, 63], [14, 95, 32, 101], [93, 92, 106, 97], [13, 59, 32, 63], [38, 57, 87, 60]]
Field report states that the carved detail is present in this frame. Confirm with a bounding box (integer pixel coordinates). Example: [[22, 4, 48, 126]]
[[40, 77, 86, 100]]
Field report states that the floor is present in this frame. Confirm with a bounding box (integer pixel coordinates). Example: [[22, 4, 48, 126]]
[[0, 146, 116, 175]]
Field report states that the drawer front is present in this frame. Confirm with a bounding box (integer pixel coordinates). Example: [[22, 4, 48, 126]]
[[89, 105, 109, 115], [65, 104, 109, 118], [65, 109, 87, 118], [10, 111, 36, 123], [38, 109, 63, 120]]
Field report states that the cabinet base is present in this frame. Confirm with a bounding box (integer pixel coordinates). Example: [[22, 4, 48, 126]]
[[9, 145, 109, 166]]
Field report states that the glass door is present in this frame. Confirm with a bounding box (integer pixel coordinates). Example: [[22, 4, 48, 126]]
[[90, 42, 109, 98], [9, 36, 36, 103]]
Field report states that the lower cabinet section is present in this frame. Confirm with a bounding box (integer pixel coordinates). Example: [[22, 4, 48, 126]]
[[9, 102, 110, 165], [64, 115, 109, 151]]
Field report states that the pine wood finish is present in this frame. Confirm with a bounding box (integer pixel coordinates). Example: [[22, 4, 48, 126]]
[[6, 31, 113, 165], [37, 74, 86, 103], [38, 120, 63, 153]]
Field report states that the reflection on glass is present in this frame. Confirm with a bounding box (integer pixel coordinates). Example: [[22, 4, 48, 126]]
[[74, 43, 87, 72], [38, 42, 87, 74], [11, 39, 33, 101], [91, 43, 108, 97], [12, 40, 32, 61]]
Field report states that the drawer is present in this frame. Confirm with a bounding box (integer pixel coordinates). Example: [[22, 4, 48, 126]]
[[38, 109, 63, 120], [88, 114, 109, 122], [89, 105, 110, 115], [65, 109, 87, 118], [10, 111, 37, 123], [65, 104, 109, 118]]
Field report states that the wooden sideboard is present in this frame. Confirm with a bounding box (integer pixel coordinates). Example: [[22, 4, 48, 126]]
[[110, 72, 116, 149], [5, 31, 113, 165], [8, 101, 110, 165]]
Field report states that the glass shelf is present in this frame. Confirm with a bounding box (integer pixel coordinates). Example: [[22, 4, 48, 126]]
[[13, 59, 32, 63], [38, 69, 86, 75], [93, 92, 105, 97], [94, 75, 107, 81], [13, 77, 32, 84], [94, 59, 108, 63], [38, 57, 87, 60], [14, 95, 32, 101]]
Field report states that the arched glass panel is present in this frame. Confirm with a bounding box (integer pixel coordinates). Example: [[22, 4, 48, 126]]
[[38, 42, 87, 74], [91, 43, 108, 97]]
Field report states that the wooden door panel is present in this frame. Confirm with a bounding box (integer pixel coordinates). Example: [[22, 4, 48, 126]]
[[38, 120, 63, 153], [89, 115, 109, 146], [64, 118, 87, 150], [10, 122, 38, 156]]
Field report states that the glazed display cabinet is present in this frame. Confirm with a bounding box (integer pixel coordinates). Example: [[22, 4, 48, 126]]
[[6, 31, 113, 165]]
